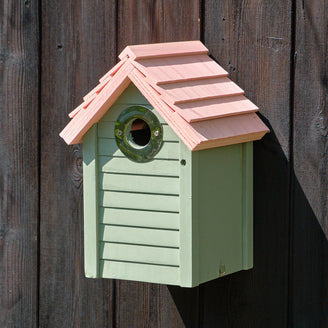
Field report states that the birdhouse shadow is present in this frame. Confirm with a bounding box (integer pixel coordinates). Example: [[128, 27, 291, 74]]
[[167, 117, 328, 327]]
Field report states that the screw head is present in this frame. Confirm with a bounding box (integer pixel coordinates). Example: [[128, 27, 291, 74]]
[[117, 130, 122, 136], [154, 130, 160, 137]]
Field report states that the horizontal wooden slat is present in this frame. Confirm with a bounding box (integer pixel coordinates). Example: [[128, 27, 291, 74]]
[[100, 225, 179, 247], [100, 191, 179, 212], [100, 260, 180, 285], [159, 77, 244, 105], [133, 55, 228, 84], [98, 121, 178, 141], [175, 95, 259, 122], [98, 138, 179, 159], [98, 156, 179, 177], [101, 104, 166, 124], [100, 242, 179, 266], [100, 208, 179, 229], [100, 173, 179, 195]]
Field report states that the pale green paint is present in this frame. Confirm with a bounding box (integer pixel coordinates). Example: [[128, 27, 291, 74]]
[[101, 208, 179, 230], [98, 138, 179, 159], [100, 173, 179, 195], [178, 142, 195, 287], [114, 83, 150, 105], [242, 142, 253, 269], [194, 144, 244, 284], [98, 156, 179, 176], [102, 103, 166, 124], [100, 191, 179, 212], [82, 83, 254, 287], [98, 121, 177, 141], [100, 225, 179, 247], [82, 125, 99, 278], [100, 260, 180, 285], [94, 85, 181, 284], [101, 242, 179, 266]]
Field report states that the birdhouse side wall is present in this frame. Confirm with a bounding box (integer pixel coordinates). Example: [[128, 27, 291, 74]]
[[83, 84, 182, 285], [191, 142, 253, 285]]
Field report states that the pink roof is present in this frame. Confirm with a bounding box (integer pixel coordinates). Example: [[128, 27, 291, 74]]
[[60, 41, 269, 150]]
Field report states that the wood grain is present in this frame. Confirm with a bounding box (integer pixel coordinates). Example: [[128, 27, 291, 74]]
[[202, 0, 292, 327], [115, 1, 201, 327], [0, 1, 39, 327], [39, 0, 117, 327], [2, 0, 327, 326], [292, 0, 328, 325]]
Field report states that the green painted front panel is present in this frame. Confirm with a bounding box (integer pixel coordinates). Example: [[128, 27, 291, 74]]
[[96, 84, 181, 284]]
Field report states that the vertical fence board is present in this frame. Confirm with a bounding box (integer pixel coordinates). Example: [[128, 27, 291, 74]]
[[202, 1, 292, 327], [292, 0, 328, 326], [115, 1, 201, 327], [40, 1, 117, 327], [0, 2, 39, 327]]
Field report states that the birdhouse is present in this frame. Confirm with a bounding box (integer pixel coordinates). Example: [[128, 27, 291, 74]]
[[60, 41, 269, 287]]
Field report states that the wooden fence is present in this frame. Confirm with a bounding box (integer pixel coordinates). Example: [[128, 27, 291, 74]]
[[1, 1, 327, 327]]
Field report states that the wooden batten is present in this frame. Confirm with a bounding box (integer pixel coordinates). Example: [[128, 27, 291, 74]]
[[119, 40, 208, 60]]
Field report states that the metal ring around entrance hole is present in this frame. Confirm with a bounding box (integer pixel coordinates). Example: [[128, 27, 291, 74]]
[[114, 106, 163, 162]]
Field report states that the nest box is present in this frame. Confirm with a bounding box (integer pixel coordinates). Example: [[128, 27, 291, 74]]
[[60, 41, 269, 287]]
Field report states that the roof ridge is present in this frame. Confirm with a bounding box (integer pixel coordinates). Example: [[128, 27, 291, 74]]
[[119, 41, 208, 60]]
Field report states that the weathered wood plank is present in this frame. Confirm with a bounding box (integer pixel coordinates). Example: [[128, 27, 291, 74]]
[[101, 242, 180, 266], [101, 207, 179, 229], [292, 0, 328, 325], [0, 2, 39, 327], [116, 1, 201, 327], [40, 0, 117, 326], [99, 156, 179, 176], [100, 260, 180, 285], [100, 225, 179, 247], [100, 172, 179, 195], [202, 0, 292, 327]]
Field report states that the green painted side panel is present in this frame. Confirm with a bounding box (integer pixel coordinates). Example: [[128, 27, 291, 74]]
[[82, 125, 99, 278], [193, 143, 251, 284], [100, 225, 179, 247], [100, 242, 179, 266], [100, 208, 179, 230], [242, 142, 253, 269], [100, 260, 180, 285]]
